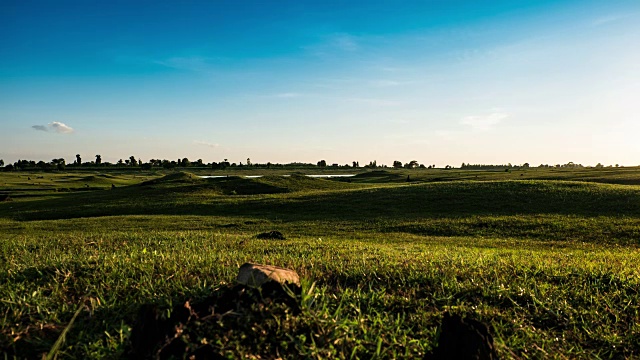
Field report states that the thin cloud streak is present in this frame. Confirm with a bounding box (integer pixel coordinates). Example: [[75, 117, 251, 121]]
[[460, 113, 508, 131], [273, 92, 304, 98], [194, 140, 221, 148], [345, 97, 402, 107], [592, 14, 634, 26]]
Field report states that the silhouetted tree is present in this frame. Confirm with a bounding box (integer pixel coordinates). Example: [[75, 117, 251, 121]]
[[246, 158, 252, 166], [95, 155, 102, 165], [0, 159, 3, 168], [75, 154, 81, 165], [129, 156, 137, 166], [51, 158, 65, 170], [181, 158, 190, 167], [317, 160, 327, 167], [393, 161, 403, 169], [405, 160, 418, 169], [162, 160, 174, 169]]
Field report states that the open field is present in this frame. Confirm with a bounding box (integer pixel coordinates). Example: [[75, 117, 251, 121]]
[[1, 168, 640, 358]]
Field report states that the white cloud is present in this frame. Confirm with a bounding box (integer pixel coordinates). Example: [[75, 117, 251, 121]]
[[194, 140, 220, 148], [31, 122, 74, 133], [50, 121, 74, 133], [460, 113, 508, 131]]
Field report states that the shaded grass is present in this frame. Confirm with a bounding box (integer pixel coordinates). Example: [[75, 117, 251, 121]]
[[4, 180, 640, 225]]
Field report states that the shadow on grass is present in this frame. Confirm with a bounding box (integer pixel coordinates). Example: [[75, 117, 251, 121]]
[[3, 180, 640, 223]]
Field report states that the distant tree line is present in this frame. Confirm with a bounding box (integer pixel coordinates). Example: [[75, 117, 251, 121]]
[[460, 163, 530, 170], [0, 156, 625, 172], [2, 155, 385, 171]]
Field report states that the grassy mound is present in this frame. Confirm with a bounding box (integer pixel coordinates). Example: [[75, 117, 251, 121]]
[[142, 171, 202, 185], [208, 176, 288, 195], [350, 170, 406, 183], [256, 174, 361, 192]]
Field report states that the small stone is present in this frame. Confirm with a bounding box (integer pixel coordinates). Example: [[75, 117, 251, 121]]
[[236, 263, 300, 287]]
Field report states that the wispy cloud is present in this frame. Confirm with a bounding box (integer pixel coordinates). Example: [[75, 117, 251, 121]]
[[346, 97, 402, 107], [154, 56, 212, 72], [303, 33, 361, 57], [592, 14, 633, 26], [31, 122, 74, 134], [460, 113, 508, 131], [273, 92, 304, 98], [331, 33, 359, 52], [368, 79, 415, 88], [435, 130, 455, 140], [194, 140, 221, 148]]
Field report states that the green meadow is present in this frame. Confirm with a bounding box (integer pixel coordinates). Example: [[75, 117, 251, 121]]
[[1, 168, 640, 358]]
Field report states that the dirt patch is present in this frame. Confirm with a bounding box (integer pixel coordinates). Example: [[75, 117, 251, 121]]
[[429, 312, 498, 360], [129, 282, 301, 359], [255, 231, 285, 240]]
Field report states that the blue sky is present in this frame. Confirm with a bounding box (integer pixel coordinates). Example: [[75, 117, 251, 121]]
[[1, 0, 639, 166]]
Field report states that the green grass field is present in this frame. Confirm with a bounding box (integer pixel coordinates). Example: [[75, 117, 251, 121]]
[[1, 168, 640, 358]]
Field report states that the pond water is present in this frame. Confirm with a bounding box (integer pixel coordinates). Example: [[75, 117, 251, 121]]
[[199, 174, 356, 179]]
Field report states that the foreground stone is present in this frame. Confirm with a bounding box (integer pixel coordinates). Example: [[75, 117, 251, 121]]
[[236, 262, 300, 287]]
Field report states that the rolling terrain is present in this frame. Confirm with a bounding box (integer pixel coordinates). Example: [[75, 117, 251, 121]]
[[1, 168, 639, 358]]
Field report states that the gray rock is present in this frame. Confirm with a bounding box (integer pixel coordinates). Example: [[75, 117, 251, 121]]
[[236, 263, 300, 287]]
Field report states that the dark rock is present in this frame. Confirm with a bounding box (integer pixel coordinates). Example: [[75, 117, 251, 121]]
[[256, 231, 285, 240], [429, 312, 498, 360]]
